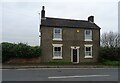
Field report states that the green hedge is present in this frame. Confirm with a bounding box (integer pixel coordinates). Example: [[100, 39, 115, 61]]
[[99, 47, 120, 62], [1, 42, 41, 62]]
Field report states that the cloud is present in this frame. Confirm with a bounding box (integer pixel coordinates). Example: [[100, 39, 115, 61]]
[[1, 1, 119, 45], [118, 1, 120, 33]]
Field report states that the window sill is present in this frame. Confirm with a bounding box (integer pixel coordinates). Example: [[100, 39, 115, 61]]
[[53, 38, 62, 41], [84, 39, 92, 41], [53, 57, 63, 59], [84, 56, 93, 58]]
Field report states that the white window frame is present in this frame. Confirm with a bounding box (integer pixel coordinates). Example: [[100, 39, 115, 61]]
[[52, 44, 63, 59], [84, 44, 93, 58], [85, 30, 92, 41], [53, 28, 62, 41]]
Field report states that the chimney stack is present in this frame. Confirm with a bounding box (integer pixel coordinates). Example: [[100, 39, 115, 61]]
[[41, 6, 45, 18], [88, 16, 94, 23]]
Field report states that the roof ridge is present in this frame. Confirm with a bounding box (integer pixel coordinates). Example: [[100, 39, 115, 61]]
[[41, 17, 100, 29], [45, 17, 88, 22]]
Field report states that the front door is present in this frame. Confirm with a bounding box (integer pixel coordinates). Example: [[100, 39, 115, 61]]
[[73, 49, 77, 62], [71, 47, 79, 63]]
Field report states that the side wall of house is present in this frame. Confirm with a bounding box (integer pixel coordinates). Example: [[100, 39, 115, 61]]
[[41, 26, 53, 62], [41, 26, 100, 62]]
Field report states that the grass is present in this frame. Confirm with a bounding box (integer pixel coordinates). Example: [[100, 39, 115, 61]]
[[102, 60, 120, 66]]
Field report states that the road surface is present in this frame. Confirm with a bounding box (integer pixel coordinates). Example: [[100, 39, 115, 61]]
[[2, 68, 119, 81]]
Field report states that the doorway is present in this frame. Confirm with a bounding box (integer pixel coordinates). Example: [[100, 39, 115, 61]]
[[71, 46, 79, 63]]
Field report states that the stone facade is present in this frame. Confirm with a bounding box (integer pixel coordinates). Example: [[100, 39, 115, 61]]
[[41, 26, 100, 63], [40, 6, 100, 63]]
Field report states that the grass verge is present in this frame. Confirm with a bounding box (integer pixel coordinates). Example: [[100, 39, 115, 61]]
[[102, 60, 120, 66]]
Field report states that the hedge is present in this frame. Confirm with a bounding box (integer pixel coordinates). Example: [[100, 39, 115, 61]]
[[99, 46, 120, 62], [1, 42, 41, 62]]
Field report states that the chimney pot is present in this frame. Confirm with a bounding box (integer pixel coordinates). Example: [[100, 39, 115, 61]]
[[88, 16, 94, 23], [42, 6, 45, 10], [41, 6, 45, 18]]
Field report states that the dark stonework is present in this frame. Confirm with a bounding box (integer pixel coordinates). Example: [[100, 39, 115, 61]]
[[40, 26, 100, 63], [40, 6, 100, 63]]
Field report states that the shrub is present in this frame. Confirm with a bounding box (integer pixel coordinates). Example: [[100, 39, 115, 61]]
[[2, 42, 41, 62], [2, 42, 15, 62], [0, 44, 2, 63], [99, 46, 120, 62]]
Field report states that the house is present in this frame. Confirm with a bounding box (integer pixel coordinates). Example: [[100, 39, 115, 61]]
[[40, 6, 101, 63]]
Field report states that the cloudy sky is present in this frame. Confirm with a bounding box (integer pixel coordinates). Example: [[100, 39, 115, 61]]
[[1, 0, 119, 46]]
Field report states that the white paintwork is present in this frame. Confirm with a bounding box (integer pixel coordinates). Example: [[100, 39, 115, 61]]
[[53, 38, 62, 41], [52, 44, 63, 59], [84, 30, 92, 41], [84, 44, 93, 47], [84, 39, 92, 41], [84, 44, 93, 58], [48, 75, 110, 79], [52, 44, 63, 47], [53, 57, 63, 59], [71, 46, 80, 63]]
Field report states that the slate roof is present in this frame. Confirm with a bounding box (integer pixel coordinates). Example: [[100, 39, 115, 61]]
[[41, 17, 100, 29]]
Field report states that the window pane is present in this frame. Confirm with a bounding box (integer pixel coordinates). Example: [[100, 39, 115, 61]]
[[58, 47, 61, 51], [85, 30, 92, 40], [54, 51, 61, 57], [86, 36, 91, 40], [54, 47, 57, 51], [86, 47, 91, 51], [53, 28, 62, 39], [53, 46, 62, 57], [85, 46, 92, 57], [54, 47, 61, 51], [86, 30, 90, 35], [55, 29, 60, 33], [54, 34, 61, 38], [86, 51, 91, 56]]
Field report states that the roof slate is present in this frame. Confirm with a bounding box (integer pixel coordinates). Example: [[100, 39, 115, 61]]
[[41, 17, 100, 29]]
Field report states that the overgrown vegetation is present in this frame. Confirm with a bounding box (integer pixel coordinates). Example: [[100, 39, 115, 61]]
[[1, 32, 120, 66], [99, 31, 120, 66], [1, 42, 41, 63], [99, 47, 120, 62]]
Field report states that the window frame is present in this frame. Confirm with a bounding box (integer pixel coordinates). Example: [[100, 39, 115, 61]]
[[53, 28, 62, 41], [85, 30, 92, 41], [52, 44, 63, 59], [84, 44, 93, 58]]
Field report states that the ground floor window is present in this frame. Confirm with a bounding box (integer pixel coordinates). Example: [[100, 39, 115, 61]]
[[84, 44, 93, 58], [52, 44, 63, 59]]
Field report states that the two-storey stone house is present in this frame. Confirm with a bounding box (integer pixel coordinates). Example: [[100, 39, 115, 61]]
[[40, 6, 101, 63]]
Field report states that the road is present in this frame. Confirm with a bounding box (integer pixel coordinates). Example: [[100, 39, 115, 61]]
[[2, 68, 119, 81]]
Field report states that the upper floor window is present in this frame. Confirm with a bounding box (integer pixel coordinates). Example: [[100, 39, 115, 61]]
[[85, 30, 92, 41], [53, 28, 62, 40]]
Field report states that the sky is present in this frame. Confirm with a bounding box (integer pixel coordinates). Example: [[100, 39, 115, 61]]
[[118, 1, 120, 33], [0, 0, 119, 46]]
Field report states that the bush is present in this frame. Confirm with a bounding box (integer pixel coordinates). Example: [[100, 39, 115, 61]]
[[2, 42, 41, 62], [2, 42, 15, 62], [0, 44, 2, 63], [99, 46, 120, 62]]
